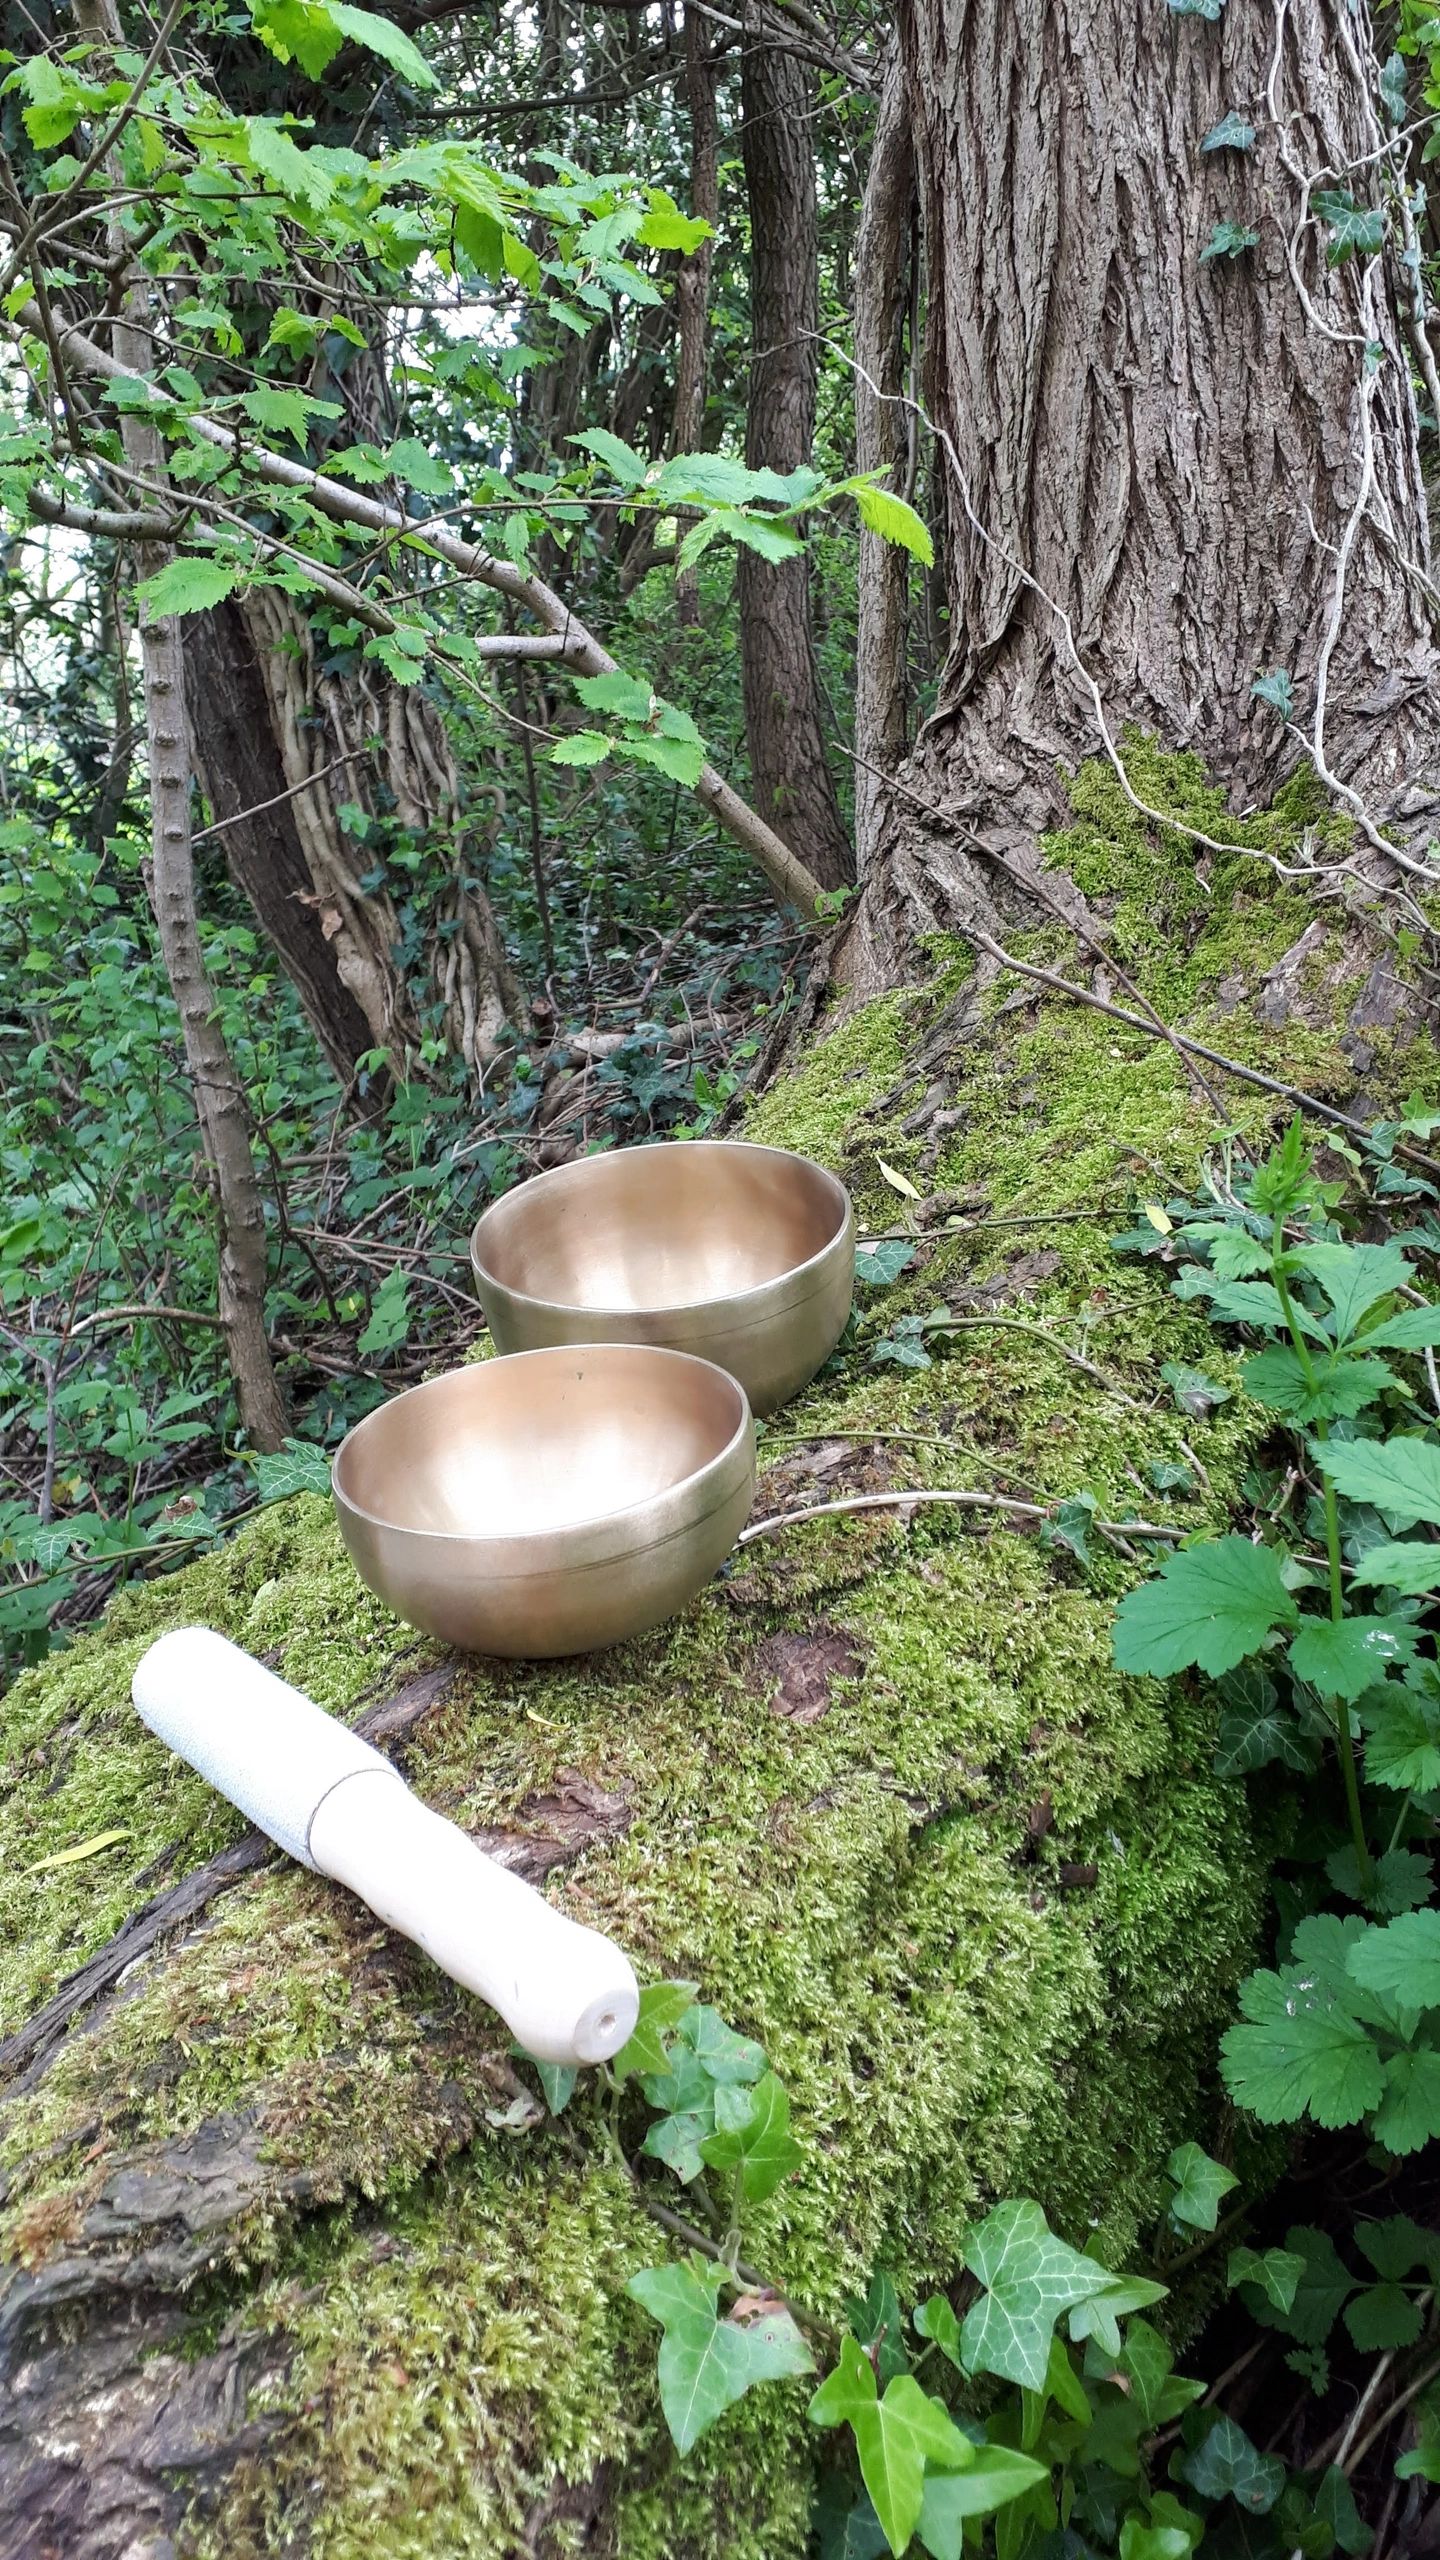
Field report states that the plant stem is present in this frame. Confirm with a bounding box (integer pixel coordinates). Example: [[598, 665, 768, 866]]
[[1271, 1261, 1374, 1891]]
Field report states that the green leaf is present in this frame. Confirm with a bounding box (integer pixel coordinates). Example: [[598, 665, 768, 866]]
[[641, 2106, 713, 2182], [1168, 0, 1225, 15], [914, 2448, 1049, 2555], [329, 3, 440, 88], [1159, 1360, 1231, 1416], [959, 2199, 1112, 2393], [1319, 1435, 1440, 1527], [1166, 2141, 1239, 2231], [1252, 669, 1295, 718], [569, 427, 649, 488], [1118, 2525, 1193, 2560], [1202, 110, 1256, 150], [610, 1981, 698, 2084], [1221, 1947, 1385, 2129], [1360, 1682, 1440, 1792], [1201, 219, 1260, 262], [24, 1826, 131, 1874], [628, 2258, 813, 2454], [385, 435, 454, 495], [550, 731, 611, 768], [846, 2272, 910, 2385], [1311, 188, 1386, 263], [1374, 2045, 1440, 2155], [1248, 2227, 1356, 2345], [810, 2340, 973, 2557], [356, 1267, 411, 1356], [1179, 2417, 1285, 2513], [1345, 2279, 1425, 2350], [1118, 2318, 1179, 2428], [1362, 1304, 1440, 1352], [698, 2070, 803, 2204], [254, 1438, 333, 1502], [636, 203, 714, 252], [616, 733, 706, 786], [245, 115, 335, 208], [0, 1212, 44, 1263], [1351, 1540, 1440, 1596], [1291, 1240, 1414, 1339], [573, 669, 653, 722], [1346, 1906, 1440, 2007], [135, 556, 241, 619], [1067, 2273, 1169, 2355], [250, 0, 341, 76], [1112, 1536, 1297, 1678], [1214, 1665, 1318, 1776], [519, 2053, 577, 2113], [1379, 49, 1408, 120], [850, 480, 934, 567], [674, 2005, 767, 2084], [1228, 2246, 1307, 2314], [18, 55, 85, 148], [1288, 1613, 1414, 1702], [1315, 2465, 1372, 2557], [912, 2293, 963, 2370], [1241, 1344, 1395, 1421], [242, 386, 317, 449]]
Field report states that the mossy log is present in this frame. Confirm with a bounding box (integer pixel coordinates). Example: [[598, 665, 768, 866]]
[[2, 759, 1429, 2560]]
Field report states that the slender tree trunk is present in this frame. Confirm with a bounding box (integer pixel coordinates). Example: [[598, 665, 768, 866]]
[[673, 5, 719, 626], [738, 17, 855, 891], [851, 0, 1440, 989], [853, 40, 916, 872]]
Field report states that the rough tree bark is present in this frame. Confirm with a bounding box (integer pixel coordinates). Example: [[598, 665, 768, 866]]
[[738, 16, 855, 892], [849, 0, 1440, 989], [670, 4, 718, 625], [853, 39, 916, 872]]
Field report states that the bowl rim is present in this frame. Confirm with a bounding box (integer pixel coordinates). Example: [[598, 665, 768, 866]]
[[330, 1341, 754, 1549], [468, 1137, 854, 1322]]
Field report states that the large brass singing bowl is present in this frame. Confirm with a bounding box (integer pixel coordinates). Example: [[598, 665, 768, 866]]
[[469, 1140, 855, 1415], [332, 1345, 756, 1658]]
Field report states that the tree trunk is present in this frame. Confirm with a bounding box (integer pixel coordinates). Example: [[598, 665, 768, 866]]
[[183, 600, 380, 1092], [853, 39, 916, 871], [673, 5, 719, 627], [738, 19, 855, 893], [851, 0, 1440, 985]]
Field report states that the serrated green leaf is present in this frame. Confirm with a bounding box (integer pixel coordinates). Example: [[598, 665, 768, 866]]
[[1378, 2045, 1440, 2156], [636, 204, 713, 252], [572, 668, 652, 721], [1345, 2279, 1425, 2349], [1292, 1240, 1414, 1338], [616, 733, 706, 786], [135, 556, 241, 619], [242, 386, 315, 449], [569, 427, 649, 488], [1289, 1613, 1414, 1701], [810, 2339, 973, 2556], [1360, 1682, 1440, 1792], [1242, 1344, 1395, 1421], [850, 479, 934, 567], [958, 2200, 1111, 2392], [628, 2258, 813, 2454], [245, 115, 335, 208], [1362, 1304, 1440, 1352], [329, 3, 439, 88], [1352, 1540, 1440, 1596], [1318, 1435, 1440, 1526], [1221, 1948, 1385, 2129], [549, 730, 611, 768], [1166, 2141, 1239, 2230], [1113, 1536, 1297, 1678], [1347, 1906, 1440, 2007]]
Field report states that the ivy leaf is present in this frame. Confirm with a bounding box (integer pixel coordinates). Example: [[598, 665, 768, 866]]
[[253, 1437, 333, 1501], [815, 2479, 889, 2560], [1179, 2417, 1285, 2513], [357, 1266, 411, 1355], [1118, 2525, 1193, 2560], [850, 479, 935, 567], [1201, 219, 1260, 261], [1252, 669, 1295, 718], [674, 2004, 767, 2084], [1319, 1435, 1440, 1527], [1112, 1536, 1297, 1678], [1066, 2272, 1169, 2355], [1202, 110, 1256, 150], [628, 2258, 813, 2454], [912, 2293, 963, 2370], [809, 2340, 974, 2557], [855, 1240, 917, 1287], [1345, 2278, 1426, 2350], [1288, 1613, 1415, 1702], [1214, 1665, 1318, 1776], [959, 2200, 1112, 2392], [1159, 1360, 1231, 1416], [1242, 1344, 1395, 1421], [1246, 2227, 1355, 2345], [135, 556, 241, 619], [641, 2108, 712, 2182], [517, 2052, 577, 2114], [1360, 1683, 1440, 1792], [1118, 2319, 1184, 2429], [1346, 1907, 1440, 2009], [610, 1982, 698, 2085], [847, 2271, 910, 2386], [914, 2446, 1049, 2555], [1167, 0, 1226, 15], [1221, 1945, 1385, 2128], [1379, 50, 1408, 121], [1311, 188, 1386, 263], [1315, 2465, 1373, 2557], [1351, 1540, 1440, 1596], [1166, 2141, 1239, 2231], [698, 2071, 803, 2203], [1228, 2245, 1307, 2314]]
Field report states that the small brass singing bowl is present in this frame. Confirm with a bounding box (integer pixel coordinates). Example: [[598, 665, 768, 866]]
[[469, 1140, 856, 1416], [331, 1345, 756, 1658]]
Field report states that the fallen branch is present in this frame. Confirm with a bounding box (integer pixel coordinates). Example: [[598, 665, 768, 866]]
[[736, 1487, 1183, 1548]]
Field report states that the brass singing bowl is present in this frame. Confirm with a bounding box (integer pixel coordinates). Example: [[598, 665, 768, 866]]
[[332, 1345, 756, 1658], [469, 1140, 856, 1416]]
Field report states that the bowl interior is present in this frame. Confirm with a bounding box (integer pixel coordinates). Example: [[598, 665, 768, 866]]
[[472, 1143, 847, 1316], [333, 1347, 746, 1543]]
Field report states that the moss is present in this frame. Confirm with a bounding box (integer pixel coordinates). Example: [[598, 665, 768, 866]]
[[1, 746, 1419, 2558]]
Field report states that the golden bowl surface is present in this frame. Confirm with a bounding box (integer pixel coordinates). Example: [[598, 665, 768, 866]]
[[469, 1139, 855, 1415], [332, 1345, 755, 1658]]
